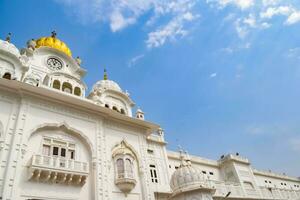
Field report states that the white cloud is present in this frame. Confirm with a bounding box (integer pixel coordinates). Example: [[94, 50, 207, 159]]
[[262, 0, 281, 6], [286, 11, 300, 25], [110, 11, 136, 32], [220, 42, 251, 54], [260, 6, 292, 19], [55, 0, 199, 47], [210, 73, 217, 78], [128, 54, 145, 67], [206, 0, 300, 40], [55, 0, 300, 47], [207, 0, 254, 10], [286, 48, 300, 59], [235, 18, 249, 39], [261, 22, 271, 29], [243, 14, 256, 27], [146, 11, 198, 48]]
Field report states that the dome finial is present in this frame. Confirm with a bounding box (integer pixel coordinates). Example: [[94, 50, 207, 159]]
[[178, 145, 186, 166], [5, 33, 11, 43], [51, 30, 57, 38], [184, 150, 192, 166], [104, 68, 108, 80]]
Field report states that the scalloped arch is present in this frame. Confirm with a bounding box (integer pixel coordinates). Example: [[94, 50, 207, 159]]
[[112, 140, 141, 168], [28, 122, 94, 155]]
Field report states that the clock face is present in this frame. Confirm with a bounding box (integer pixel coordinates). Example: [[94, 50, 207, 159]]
[[47, 58, 63, 70]]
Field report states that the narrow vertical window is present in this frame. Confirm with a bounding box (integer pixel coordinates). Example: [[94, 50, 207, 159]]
[[42, 145, 50, 156], [150, 165, 158, 183], [69, 150, 75, 159], [125, 158, 133, 178], [117, 158, 124, 178], [74, 87, 81, 96], [52, 80, 60, 89], [61, 148, 66, 157], [52, 146, 59, 156]]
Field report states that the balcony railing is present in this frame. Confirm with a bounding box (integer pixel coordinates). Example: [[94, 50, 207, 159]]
[[32, 154, 88, 173], [259, 186, 300, 200], [29, 154, 89, 185]]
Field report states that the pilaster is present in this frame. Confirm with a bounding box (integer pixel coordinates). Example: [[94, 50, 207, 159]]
[[2, 97, 29, 200]]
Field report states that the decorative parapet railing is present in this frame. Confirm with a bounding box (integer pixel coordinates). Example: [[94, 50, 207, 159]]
[[259, 186, 300, 200], [212, 180, 300, 200], [218, 154, 250, 164], [29, 154, 89, 185], [212, 180, 245, 198]]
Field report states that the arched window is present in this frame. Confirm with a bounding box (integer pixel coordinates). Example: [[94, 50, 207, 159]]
[[62, 82, 72, 94], [116, 158, 124, 178], [2, 72, 11, 80], [74, 87, 81, 96], [52, 80, 60, 90], [125, 158, 133, 178], [112, 106, 119, 112], [120, 109, 126, 115]]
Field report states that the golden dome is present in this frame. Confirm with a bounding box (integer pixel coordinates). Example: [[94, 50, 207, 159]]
[[35, 33, 72, 57]]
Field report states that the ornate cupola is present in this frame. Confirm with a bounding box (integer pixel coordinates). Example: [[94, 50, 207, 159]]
[[88, 69, 135, 117], [169, 149, 215, 200], [135, 108, 145, 120], [0, 33, 27, 81]]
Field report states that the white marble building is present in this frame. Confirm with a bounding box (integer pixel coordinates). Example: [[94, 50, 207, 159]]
[[0, 32, 299, 200]]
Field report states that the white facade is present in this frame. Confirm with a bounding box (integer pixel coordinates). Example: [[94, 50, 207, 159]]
[[0, 34, 299, 200]]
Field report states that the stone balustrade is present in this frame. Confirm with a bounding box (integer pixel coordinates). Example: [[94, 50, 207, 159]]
[[29, 154, 89, 185]]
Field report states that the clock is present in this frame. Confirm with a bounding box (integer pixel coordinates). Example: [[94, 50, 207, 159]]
[[47, 58, 63, 70]]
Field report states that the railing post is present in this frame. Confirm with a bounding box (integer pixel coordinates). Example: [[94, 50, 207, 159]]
[[32, 155, 36, 165], [49, 156, 53, 168], [41, 155, 44, 166]]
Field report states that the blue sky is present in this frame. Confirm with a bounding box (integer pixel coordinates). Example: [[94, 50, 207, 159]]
[[1, 0, 300, 176]]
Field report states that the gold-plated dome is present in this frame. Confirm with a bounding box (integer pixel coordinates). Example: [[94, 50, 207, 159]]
[[35, 32, 72, 57]]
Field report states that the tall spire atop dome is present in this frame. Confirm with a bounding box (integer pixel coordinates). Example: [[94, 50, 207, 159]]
[[104, 68, 108, 80]]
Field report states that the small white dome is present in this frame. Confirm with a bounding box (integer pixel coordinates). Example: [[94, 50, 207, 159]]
[[92, 79, 122, 93], [170, 164, 206, 192], [0, 39, 20, 57]]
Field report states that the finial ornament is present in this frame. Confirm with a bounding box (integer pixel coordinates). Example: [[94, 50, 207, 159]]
[[5, 33, 11, 43], [76, 56, 82, 65], [184, 150, 192, 166], [27, 38, 36, 50], [51, 30, 57, 38], [104, 68, 108, 80]]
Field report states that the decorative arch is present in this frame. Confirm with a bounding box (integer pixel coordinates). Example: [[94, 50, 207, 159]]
[[28, 122, 94, 155], [62, 82, 72, 93], [112, 140, 140, 169], [52, 80, 61, 90], [74, 86, 81, 96]]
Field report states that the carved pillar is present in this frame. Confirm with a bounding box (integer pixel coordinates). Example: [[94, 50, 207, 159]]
[[138, 134, 154, 200], [2, 98, 28, 200]]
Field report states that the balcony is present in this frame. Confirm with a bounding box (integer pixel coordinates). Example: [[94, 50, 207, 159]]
[[115, 172, 137, 195], [28, 154, 89, 185]]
